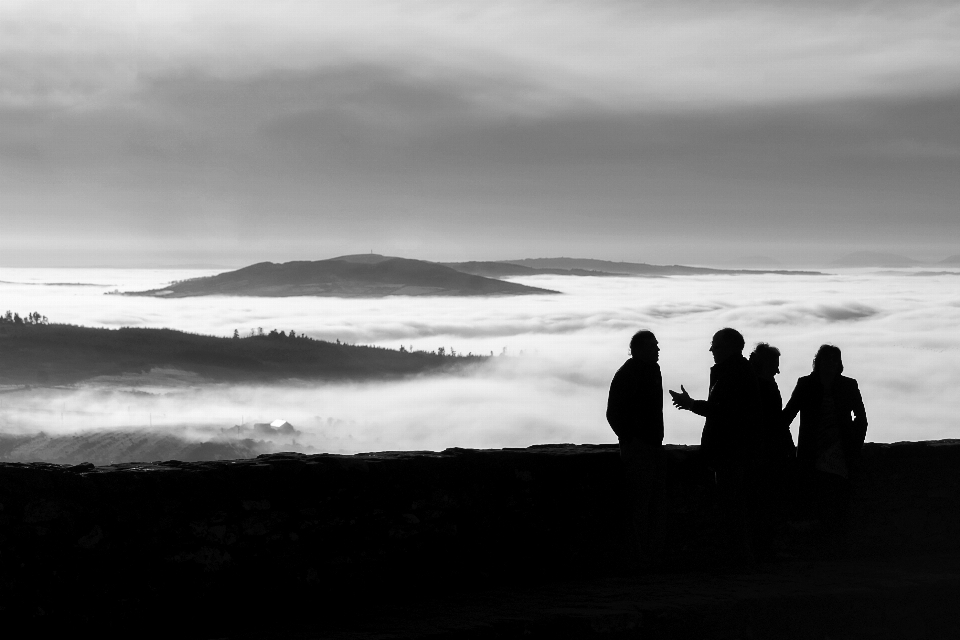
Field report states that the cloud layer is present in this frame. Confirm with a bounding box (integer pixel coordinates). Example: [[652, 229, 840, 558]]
[[2, 268, 959, 454], [1, 1, 959, 266]]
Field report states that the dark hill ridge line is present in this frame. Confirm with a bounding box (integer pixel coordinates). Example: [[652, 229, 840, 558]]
[[122, 255, 558, 298], [440, 261, 626, 278], [497, 257, 823, 276], [0, 322, 480, 386]]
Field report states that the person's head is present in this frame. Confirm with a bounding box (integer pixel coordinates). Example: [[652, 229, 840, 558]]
[[710, 328, 745, 364], [812, 344, 843, 383], [629, 330, 659, 363], [749, 342, 781, 379]]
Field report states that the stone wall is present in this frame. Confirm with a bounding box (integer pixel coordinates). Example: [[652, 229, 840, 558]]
[[0, 440, 958, 633]]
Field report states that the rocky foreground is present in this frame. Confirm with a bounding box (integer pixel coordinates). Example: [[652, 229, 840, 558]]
[[0, 441, 957, 638]]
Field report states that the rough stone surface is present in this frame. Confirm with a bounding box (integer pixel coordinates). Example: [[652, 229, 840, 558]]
[[0, 440, 958, 637]]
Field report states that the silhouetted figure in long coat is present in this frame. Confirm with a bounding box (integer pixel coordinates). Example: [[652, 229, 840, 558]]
[[746, 342, 795, 560], [607, 330, 665, 567], [783, 344, 867, 557], [670, 327, 759, 563]]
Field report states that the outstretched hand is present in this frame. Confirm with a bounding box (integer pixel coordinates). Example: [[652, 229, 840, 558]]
[[669, 385, 692, 410]]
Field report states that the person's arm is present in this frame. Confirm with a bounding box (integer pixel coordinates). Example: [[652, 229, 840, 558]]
[[769, 384, 795, 457], [781, 378, 803, 431], [688, 399, 709, 417], [850, 379, 868, 447], [606, 371, 628, 439], [669, 385, 708, 417]]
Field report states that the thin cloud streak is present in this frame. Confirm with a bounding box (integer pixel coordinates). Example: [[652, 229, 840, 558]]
[[2, 1, 959, 110]]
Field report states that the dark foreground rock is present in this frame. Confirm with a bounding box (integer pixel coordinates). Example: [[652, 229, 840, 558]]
[[0, 441, 958, 637]]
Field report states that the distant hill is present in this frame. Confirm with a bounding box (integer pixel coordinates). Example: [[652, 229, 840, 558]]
[[497, 258, 821, 276], [0, 322, 481, 386], [831, 252, 921, 268], [442, 261, 622, 278], [123, 255, 557, 298], [912, 271, 960, 277], [940, 254, 960, 265]]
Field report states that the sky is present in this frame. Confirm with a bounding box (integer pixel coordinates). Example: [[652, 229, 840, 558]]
[[1, 0, 959, 267]]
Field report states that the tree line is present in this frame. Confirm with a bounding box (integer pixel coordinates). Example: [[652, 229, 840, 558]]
[[1, 311, 48, 325], [232, 327, 483, 358]]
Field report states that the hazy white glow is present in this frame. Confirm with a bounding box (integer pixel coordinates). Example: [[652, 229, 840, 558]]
[[1, 268, 959, 453]]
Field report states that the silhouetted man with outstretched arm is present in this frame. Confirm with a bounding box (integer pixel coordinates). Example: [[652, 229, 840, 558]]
[[670, 327, 759, 563], [606, 330, 665, 568]]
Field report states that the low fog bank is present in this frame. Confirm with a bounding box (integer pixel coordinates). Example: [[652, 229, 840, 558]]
[[0, 429, 274, 466], [2, 269, 959, 462], [0, 358, 614, 460]]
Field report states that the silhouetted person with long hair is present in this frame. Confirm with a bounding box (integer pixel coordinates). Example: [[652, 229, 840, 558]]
[[607, 330, 666, 568], [782, 344, 867, 558], [670, 328, 759, 564], [746, 342, 795, 560]]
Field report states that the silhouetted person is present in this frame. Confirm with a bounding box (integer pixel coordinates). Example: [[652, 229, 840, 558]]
[[606, 330, 665, 568], [670, 328, 759, 563], [782, 344, 867, 558], [746, 342, 795, 560]]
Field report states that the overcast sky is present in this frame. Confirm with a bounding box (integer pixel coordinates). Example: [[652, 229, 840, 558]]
[[2, 0, 958, 267]]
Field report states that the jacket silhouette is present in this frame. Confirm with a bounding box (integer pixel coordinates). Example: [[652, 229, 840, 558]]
[[688, 354, 759, 466], [783, 373, 867, 474], [606, 358, 664, 446], [754, 376, 795, 464]]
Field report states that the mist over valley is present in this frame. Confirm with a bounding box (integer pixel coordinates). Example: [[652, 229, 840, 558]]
[[2, 264, 959, 464]]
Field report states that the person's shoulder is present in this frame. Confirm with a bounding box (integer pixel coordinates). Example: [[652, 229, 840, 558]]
[[612, 358, 635, 378], [759, 376, 778, 392], [837, 375, 860, 390], [637, 359, 660, 372], [733, 355, 755, 377]]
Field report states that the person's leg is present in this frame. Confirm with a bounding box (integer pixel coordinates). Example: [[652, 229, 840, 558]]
[[819, 473, 851, 557], [746, 464, 776, 561], [638, 443, 666, 564], [619, 438, 647, 567], [811, 471, 849, 557], [716, 464, 753, 564]]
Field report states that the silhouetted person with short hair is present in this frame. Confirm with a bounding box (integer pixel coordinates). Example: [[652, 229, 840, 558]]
[[670, 327, 759, 563], [782, 344, 867, 558], [746, 342, 795, 560], [607, 330, 666, 568]]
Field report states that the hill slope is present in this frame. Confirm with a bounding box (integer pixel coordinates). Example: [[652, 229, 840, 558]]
[[124, 255, 557, 298], [499, 258, 821, 276], [442, 261, 623, 278], [0, 322, 480, 386]]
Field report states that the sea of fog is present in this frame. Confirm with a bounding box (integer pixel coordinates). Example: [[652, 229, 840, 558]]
[[1, 266, 959, 454]]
